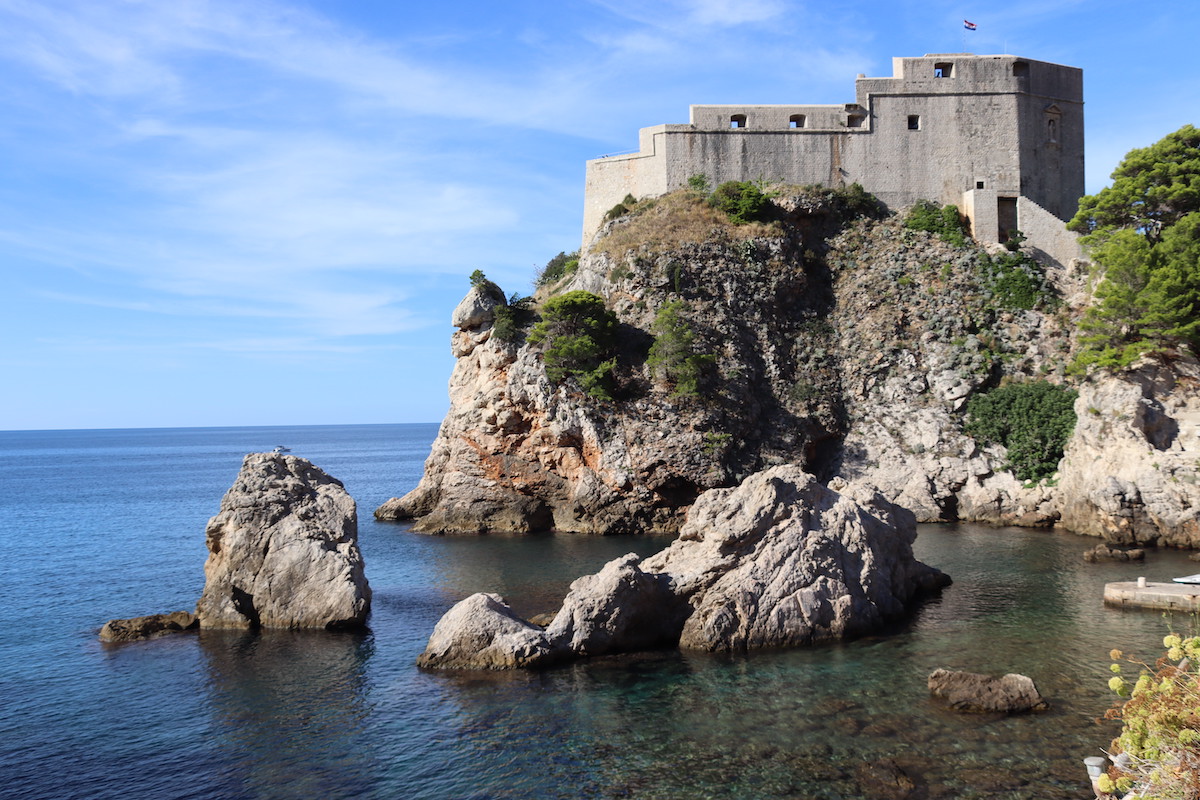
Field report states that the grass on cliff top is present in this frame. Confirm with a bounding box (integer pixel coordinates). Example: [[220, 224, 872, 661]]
[[592, 190, 779, 259]]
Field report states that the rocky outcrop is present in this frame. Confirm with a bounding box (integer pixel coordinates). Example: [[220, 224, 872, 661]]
[[381, 187, 1197, 546], [379, 190, 1094, 536], [418, 466, 949, 668], [1083, 544, 1145, 562], [1055, 356, 1200, 547], [196, 453, 371, 630], [418, 553, 685, 669], [99, 611, 198, 642], [927, 668, 1049, 713]]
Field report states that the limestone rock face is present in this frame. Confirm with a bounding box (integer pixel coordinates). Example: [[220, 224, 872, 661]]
[[196, 453, 371, 630], [1057, 357, 1200, 547], [99, 611, 198, 642], [418, 466, 948, 668], [927, 668, 1049, 713], [379, 194, 1100, 536]]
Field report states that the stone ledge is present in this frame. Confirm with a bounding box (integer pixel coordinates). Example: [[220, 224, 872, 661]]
[[1103, 581, 1200, 612]]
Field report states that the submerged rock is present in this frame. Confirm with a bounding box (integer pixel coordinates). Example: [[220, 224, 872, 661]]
[[418, 466, 948, 668], [927, 668, 1048, 713], [196, 453, 371, 630], [1083, 544, 1145, 562], [99, 611, 198, 642]]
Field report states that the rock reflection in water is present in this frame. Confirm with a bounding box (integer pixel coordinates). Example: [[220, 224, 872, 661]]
[[198, 628, 376, 800]]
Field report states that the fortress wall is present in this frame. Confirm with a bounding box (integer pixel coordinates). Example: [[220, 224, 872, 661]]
[[582, 54, 1084, 265], [689, 104, 857, 131], [583, 125, 675, 247], [1017, 195, 1084, 268]]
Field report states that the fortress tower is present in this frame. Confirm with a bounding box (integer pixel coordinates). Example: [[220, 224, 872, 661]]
[[583, 54, 1084, 267]]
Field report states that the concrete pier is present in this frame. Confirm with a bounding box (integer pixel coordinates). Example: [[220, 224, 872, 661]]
[[1104, 581, 1200, 612]]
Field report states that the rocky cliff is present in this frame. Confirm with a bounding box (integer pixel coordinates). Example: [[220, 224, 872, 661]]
[[378, 188, 1200, 546]]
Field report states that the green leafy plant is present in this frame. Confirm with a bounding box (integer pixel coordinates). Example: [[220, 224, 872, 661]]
[[708, 180, 772, 224], [687, 173, 711, 193], [904, 200, 969, 246], [964, 381, 1078, 481], [646, 300, 715, 397], [527, 291, 619, 399], [493, 293, 534, 343], [1102, 634, 1200, 798], [536, 251, 580, 286], [980, 250, 1053, 311]]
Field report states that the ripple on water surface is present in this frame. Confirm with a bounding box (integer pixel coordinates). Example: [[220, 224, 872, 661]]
[[0, 426, 1193, 799]]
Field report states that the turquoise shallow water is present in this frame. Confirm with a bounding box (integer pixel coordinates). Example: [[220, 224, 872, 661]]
[[0, 424, 1194, 799]]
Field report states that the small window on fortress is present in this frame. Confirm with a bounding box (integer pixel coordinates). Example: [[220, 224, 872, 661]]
[[730, 114, 747, 128], [907, 115, 920, 130], [1013, 61, 1029, 79], [1047, 117, 1058, 142], [976, 181, 985, 189], [847, 114, 865, 128], [934, 62, 953, 78], [789, 114, 806, 129]]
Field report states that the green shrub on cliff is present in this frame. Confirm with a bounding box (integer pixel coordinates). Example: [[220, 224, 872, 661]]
[[1102, 634, 1200, 798], [979, 250, 1053, 311], [1068, 125, 1200, 373], [493, 293, 534, 343], [536, 250, 580, 286], [964, 381, 1077, 481], [709, 180, 772, 224], [646, 300, 715, 397], [528, 291, 618, 399], [904, 200, 969, 246]]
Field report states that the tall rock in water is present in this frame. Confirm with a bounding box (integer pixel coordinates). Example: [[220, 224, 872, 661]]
[[417, 466, 949, 668], [196, 453, 371, 630], [1057, 356, 1200, 547]]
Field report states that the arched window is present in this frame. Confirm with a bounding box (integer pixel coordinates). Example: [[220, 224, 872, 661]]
[[789, 114, 805, 129]]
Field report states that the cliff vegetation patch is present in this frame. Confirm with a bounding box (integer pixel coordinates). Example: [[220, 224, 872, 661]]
[[528, 290, 619, 400], [904, 199, 970, 247], [964, 381, 1077, 482]]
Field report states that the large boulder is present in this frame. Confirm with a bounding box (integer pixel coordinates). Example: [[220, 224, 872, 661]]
[[419, 466, 948, 668], [643, 469, 950, 652], [927, 668, 1048, 713], [196, 453, 371, 630], [418, 553, 685, 669]]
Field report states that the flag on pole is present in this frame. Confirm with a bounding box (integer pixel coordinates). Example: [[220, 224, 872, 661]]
[[963, 20, 977, 30]]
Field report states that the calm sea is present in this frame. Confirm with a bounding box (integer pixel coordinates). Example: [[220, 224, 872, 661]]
[[0, 423, 1193, 799]]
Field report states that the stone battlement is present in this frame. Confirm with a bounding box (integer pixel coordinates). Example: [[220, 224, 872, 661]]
[[583, 53, 1084, 266]]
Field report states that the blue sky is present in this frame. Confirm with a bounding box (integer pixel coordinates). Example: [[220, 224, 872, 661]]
[[1, 0, 1196, 430]]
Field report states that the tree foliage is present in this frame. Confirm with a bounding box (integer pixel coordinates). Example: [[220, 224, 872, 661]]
[[527, 291, 619, 399], [964, 381, 1077, 481], [646, 300, 715, 397], [1103, 634, 1200, 798], [1069, 124, 1200, 237], [1068, 125, 1200, 372]]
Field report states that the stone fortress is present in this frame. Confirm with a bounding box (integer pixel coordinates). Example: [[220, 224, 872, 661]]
[[583, 53, 1084, 268]]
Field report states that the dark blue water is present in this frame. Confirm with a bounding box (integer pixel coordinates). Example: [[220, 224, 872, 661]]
[[0, 424, 1193, 799]]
